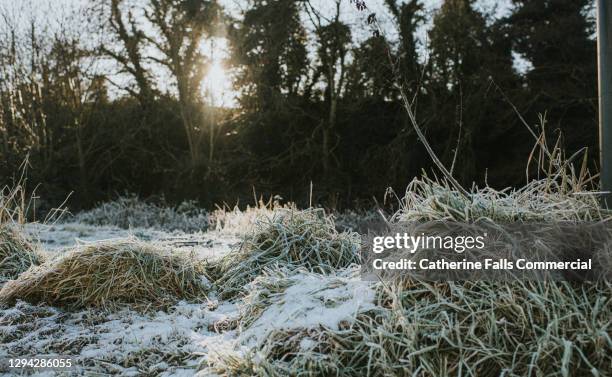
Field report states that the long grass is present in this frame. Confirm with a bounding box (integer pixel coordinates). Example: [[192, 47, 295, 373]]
[[0, 161, 47, 282], [212, 279, 611, 376], [390, 176, 608, 223]]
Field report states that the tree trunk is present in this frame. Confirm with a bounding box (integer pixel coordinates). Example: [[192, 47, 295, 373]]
[[208, 106, 216, 164], [75, 122, 88, 203], [324, 64, 337, 174]]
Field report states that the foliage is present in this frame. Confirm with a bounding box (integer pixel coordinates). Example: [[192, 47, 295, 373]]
[[507, 0, 598, 154]]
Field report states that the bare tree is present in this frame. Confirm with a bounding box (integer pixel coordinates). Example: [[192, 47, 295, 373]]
[[304, 0, 351, 173], [0, 2, 107, 201], [143, 0, 221, 167], [0, 11, 51, 168], [97, 0, 157, 106], [94, 0, 221, 168]]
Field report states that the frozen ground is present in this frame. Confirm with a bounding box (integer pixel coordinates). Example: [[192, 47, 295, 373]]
[[23, 222, 239, 259], [0, 219, 375, 376]]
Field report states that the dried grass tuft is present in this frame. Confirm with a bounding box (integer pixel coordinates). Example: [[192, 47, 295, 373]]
[[210, 198, 294, 235], [390, 176, 609, 223], [212, 208, 360, 299], [0, 225, 43, 282], [0, 239, 208, 309]]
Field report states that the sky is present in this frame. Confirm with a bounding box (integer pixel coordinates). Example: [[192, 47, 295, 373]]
[[0, 0, 514, 43]]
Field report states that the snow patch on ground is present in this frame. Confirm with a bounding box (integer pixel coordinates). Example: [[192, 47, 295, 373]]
[[0, 299, 239, 376], [200, 268, 376, 374], [239, 269, 376, 347]]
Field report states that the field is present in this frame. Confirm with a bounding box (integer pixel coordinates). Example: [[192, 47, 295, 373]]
[[0, 200, 375, 376], [0, 178, 611, 376]]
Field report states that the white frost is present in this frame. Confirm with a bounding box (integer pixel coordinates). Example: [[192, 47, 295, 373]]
[[239, 269, 376, 346]]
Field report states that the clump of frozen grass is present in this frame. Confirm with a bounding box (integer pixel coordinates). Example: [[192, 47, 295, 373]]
[[208, 319, 382, 376], [206, 267, 377, 375], [367, 279, 611, 376], [210, 198, 293, 235], [212, 208, 360, 299], [0, 225, 43, 282], [392, 126, 608, 223], [390, 176, 608, 223], [0, 239, 209, 309], [210, 279, 612, 376], [70, 195, 209, 232]]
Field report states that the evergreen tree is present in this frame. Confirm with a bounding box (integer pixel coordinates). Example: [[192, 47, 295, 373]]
[[507, 0, 597, 154], [345, 35, 396, 101], [428, 0, 517, 182], [229, 0, 308, 111], [385, 0, 424, 89], [226, 0, 312, 192]]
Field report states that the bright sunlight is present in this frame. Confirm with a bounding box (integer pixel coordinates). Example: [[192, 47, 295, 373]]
[[202, 59, 235, 108]]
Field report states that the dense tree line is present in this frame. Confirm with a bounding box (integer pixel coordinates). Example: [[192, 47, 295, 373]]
[[0, 0, 597, 210]]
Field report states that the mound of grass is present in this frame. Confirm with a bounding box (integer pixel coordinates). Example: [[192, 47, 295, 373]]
[[0, 225, 42, 282], [71, 195, 209, 232], [0, 239, 208, 309], [210, 279, 612, 376], [237, 268, 297, 330], [390, 131, 608, 224], [210, 198, 293, 235], [213, 208, 360, 299], [391, 176, 608, 223]]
